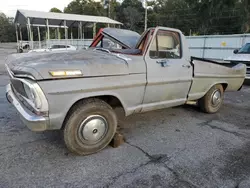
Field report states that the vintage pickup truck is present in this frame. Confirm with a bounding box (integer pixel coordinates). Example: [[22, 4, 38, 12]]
[[5, 26, 246, 155]]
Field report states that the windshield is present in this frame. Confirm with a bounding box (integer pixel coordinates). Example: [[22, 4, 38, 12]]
[[96, 37, 123, 49], [238, 43, 250, 53], [102, 28, 141, 49]]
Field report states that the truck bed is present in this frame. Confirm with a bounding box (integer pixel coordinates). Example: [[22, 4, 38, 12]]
[[191, 56, 250, 79], [191, 56, 235, 68], [187, 56, 246, 101]]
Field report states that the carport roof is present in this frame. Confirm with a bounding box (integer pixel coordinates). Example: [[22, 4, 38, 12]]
[[14, 9, 123, 27]]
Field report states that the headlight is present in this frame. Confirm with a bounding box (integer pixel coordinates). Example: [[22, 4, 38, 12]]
[[10, 76, 48, 114], [23, 83, 42, 109], [23, 84, 35, 101]]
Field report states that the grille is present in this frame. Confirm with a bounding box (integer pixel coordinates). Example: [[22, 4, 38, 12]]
[[247, 66, 250, 74], [231, 61, 250, 75]]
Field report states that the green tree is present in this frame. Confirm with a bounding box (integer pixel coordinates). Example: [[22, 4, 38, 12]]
[[0, 13, 16, 42], [64, 0, 105, 16], [116, 0, 144, 32], [238, 0, 250, 33], [59, 0, 250, 35], [49, 7, 62, 13]]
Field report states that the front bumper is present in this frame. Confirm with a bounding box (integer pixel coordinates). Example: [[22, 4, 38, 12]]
[[6, 84, 48, 132]]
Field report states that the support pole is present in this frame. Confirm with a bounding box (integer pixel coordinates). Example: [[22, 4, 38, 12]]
[[15, 24, 19, 52], [57, 27, 60, 40], [64, 20, 68, 49], [31, 29, 34, 49], [27, 18, 33, 49], [37, 26, 41, 49], [93, 23, 96, 39], [82, 26, 85, 47], [108, 0, 111, 27], [79, 22, 83, 39], [64, 20, 68, 39], [79, 22, 83, 49], [26, 25, 30, 41], [77, 26, 79, 47], [19, 26, 23, 41], [46, 19, 50, 48]]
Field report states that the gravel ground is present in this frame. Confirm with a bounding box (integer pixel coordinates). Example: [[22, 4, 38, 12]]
[[0, 46, 250, 188]]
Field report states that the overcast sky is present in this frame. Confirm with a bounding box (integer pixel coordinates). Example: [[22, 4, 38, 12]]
[[0, 0, 73, 17]]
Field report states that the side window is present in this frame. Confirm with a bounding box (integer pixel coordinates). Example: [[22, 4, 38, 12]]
[[149, 30, 181, 59]]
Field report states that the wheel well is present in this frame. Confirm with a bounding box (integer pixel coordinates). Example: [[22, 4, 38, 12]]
[[96, 95, 124, 108], [221, 83, 228, 91], [61, 95, 125, 130]]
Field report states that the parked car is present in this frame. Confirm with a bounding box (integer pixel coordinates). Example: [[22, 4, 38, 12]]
[[224, 43, 250, 79], [28, 44, 77, 53], [5, 26, 246, 155]]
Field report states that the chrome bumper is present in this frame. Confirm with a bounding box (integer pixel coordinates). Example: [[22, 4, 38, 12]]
[[6, 84, 48, 132]]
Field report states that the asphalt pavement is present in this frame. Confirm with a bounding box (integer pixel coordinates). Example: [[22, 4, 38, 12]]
[[0, 46, 250, 188]]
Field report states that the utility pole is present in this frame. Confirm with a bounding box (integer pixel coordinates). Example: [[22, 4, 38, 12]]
[[108, 0, 111, 27], [144, 0, 147, 31]]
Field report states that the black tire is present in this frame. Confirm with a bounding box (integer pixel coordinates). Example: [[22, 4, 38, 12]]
[[63, 98, 117, 155], [198, 84, 224, 114]]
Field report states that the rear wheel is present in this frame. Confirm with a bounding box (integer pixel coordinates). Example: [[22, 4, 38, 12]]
[[63, 98, 117, 155], [198, 84, 224, 113]]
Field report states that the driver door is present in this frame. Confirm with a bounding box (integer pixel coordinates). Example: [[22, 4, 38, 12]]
[[142, 28, 193, 112]]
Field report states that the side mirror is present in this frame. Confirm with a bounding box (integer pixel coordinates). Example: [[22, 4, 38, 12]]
[[233, 49, 239, 54]]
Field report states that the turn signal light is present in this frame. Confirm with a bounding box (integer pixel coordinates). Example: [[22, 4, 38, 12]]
[[49, 70, 82, 77]]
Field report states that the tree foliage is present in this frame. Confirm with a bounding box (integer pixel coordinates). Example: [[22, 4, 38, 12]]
[[59, 0, 250, 35], [0, 13, 15, 42], [64, 0, 105, 16], [2, 0, 250, 42], [50, 8, 62, 13]]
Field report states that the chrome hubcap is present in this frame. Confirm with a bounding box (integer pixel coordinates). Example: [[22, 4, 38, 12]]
[[78, 115, 108, 143], [212, 90, 221, 106]]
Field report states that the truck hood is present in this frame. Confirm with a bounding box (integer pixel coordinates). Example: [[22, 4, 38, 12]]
[[224, 53, 250, 62], [5, 49, 129, 80]]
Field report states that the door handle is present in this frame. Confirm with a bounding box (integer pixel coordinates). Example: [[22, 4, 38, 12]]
[[182, 64, 191, 68], [156, 59, 169, 67]]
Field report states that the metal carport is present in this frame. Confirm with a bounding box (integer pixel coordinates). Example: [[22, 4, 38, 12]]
[[14, 9, 123, 51]]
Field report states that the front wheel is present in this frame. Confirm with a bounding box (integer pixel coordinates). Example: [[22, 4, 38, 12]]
[[63, 98, 117, 155], [198, 84, 224, 114]]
